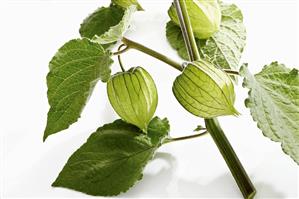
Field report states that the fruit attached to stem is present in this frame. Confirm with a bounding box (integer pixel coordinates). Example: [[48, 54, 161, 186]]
[[173, 60, 238, 118], [107, 67, 158, 132]]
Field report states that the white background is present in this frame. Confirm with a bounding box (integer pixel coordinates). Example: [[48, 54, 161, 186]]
[[1, 0, 298, 198]]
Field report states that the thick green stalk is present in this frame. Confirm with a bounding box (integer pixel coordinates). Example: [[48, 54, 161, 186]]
[[174, 0, 256, 198], [174, 0, 200, 61], [122, 37, 184, 72], [205, 119, 256, 199]]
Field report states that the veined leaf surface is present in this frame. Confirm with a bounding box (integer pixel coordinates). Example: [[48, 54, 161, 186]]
[[166, 3, 246, 71], [44, 39, 113, 140], [241, 62, 299, 164], [52, 117, 170, 196]]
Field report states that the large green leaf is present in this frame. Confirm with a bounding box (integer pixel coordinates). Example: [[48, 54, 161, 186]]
[[44, 39, 113, 141], [241, 62, 299, 164], [79, 5, 124, 45], [112, 0, 143, 11], [93, 5, 136, 45], [166, 3, 246, 70], [52, 117, 169, 196]]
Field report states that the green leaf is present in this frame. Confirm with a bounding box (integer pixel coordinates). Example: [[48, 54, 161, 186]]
[[201, 3, 246, 70], [240, 62, 299, 164], [194, 125, 205, 132], [52, 118, 168, 196], [173, 60, 238, 118], [93, 5, 137, 45], [79, 5, 124, 47], [112, 0, 144, 11], [44, 38, 113, 141], [166, 3, 246, 70], [147, 117, 170, 146]]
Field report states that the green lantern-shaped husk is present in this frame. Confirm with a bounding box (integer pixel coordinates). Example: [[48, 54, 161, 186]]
[[173, 60, 239, 118], [168, 0, 221, 39], [112, 0, 144, 11], [107, 67, 158, 132]]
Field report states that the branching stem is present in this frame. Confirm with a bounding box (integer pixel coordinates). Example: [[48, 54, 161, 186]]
[[122, 37, 184, 72], [163, 131, 208, 144]]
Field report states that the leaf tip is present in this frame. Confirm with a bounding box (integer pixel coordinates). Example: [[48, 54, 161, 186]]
[[43, 132, 48, 142]]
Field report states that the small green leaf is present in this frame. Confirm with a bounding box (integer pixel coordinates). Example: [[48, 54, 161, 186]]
[[194, 125, 205, 132], [241, 62, 299, 164], [147, 117, 170, 146], [173, 60, 238, 118], [52, 119, 168, 196], [112, 0, 144, 11], [79, 5, 124, 47], [44, 38, 113, 141], [166, 3, 246, 71], [93, 5, 137, 45]]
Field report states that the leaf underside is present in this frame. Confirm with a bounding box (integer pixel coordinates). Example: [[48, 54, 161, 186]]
[[79, 5, 125, 48], [241, 62, 299, 164], [44, 38, 113, 141], [93, 5, 137, 45], [166, 2, 246, 71], [52, 117, 170, 196]]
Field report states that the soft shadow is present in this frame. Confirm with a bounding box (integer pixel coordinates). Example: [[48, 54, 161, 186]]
[[122, 152, 286, 198], [174, 174, 284, 198], [121, 152, 178, 198], [254, 182, 286, 199], [9, 143, 287, 198]]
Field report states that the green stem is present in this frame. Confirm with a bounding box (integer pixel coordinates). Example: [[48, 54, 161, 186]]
[[112, 45, 130, 56], [205, 119, 256, 199], [122, 37, 184, 72], [117, 44, 127, 72], [174, 0, 200, 61], [224, 69, 240, 76], [163, 131, 208, 144], [174, 1, 256, 198]]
